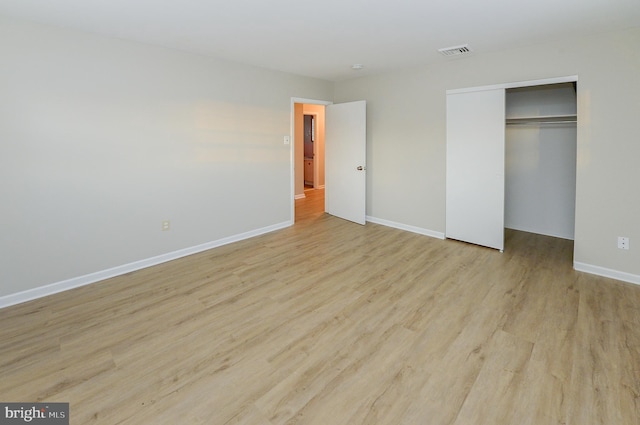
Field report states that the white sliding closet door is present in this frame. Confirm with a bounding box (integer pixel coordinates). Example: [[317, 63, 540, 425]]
[[446, 89, 505, 251]]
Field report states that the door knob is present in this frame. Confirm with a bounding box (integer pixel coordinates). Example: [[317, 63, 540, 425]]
[[357, 166, 365, 171]]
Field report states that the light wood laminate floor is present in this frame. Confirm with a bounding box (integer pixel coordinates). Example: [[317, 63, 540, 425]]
[[1, 189, 639, 424]]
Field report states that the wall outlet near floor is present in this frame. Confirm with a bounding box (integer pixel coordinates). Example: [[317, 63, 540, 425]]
[[617, 236, 629, 250], [162, 220, 170, 231]]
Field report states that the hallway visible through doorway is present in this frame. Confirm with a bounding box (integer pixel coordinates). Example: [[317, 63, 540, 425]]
[[295, 188, 325, 222], [294, 101, 326, 223]]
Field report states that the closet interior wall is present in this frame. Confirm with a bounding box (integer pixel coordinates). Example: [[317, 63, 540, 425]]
[[504, 83, 577, 240]]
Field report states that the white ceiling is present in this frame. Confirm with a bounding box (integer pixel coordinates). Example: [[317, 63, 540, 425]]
[[1, 0, 639, 81]]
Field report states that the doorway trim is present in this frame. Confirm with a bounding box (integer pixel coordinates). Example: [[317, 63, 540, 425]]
[[446, 75, 578, 95], [290, 97, 332, 223]]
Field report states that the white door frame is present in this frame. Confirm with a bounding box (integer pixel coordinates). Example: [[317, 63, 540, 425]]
[[446, 75, 578, 95], [290, 97, 332, 223]]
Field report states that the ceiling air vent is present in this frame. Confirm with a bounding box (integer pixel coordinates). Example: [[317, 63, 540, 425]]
[[438, 44, 472, 57]]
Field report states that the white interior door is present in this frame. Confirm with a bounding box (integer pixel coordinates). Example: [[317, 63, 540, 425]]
[[446, 89, 505, 250], [325, 101, 367, 225]]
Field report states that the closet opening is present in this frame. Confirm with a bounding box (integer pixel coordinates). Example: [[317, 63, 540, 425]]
[[504, 82, 577, 254]]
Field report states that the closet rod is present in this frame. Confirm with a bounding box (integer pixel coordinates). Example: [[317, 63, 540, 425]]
[[506, 120, 577, 126], [506, 115, 577, 126]]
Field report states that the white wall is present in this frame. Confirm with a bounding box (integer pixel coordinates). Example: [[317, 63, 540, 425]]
[[505, 84, 577, 240], [0, 16, 333, 299], [335, 28, 640, 281], [2, 17, 639, 302]]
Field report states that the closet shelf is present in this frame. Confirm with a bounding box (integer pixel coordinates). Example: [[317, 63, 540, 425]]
[[506, 114, 577, 126]]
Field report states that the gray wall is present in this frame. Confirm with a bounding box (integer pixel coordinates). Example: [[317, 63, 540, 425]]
[[0, 16, 333, 298], [335, 28, 640, 278]]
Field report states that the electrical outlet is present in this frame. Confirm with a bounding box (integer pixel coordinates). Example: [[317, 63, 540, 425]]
[[617, 236, 629, 250], [162, 220, 170, 231]]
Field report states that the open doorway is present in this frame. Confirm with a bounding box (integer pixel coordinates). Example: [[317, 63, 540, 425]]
[[294, 102, 326, 221], [291, 98, 367, 225]]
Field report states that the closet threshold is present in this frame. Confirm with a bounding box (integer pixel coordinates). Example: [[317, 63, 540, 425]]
[[506, 114, 577, 126]]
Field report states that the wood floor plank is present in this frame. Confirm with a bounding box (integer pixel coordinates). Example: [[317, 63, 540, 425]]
[[566, 274, 640, 425], [452, 329, 534, 425], [0, 188, 639, 424]]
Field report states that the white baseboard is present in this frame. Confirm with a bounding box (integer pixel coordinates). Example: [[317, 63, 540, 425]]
[[13, 221, 637, 310], [0, 221, 292, 309], [294, 194, 306, 199], [574, 262, 640, 286], [366, 216, 445, 240], [505, 225, 574, 241]]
